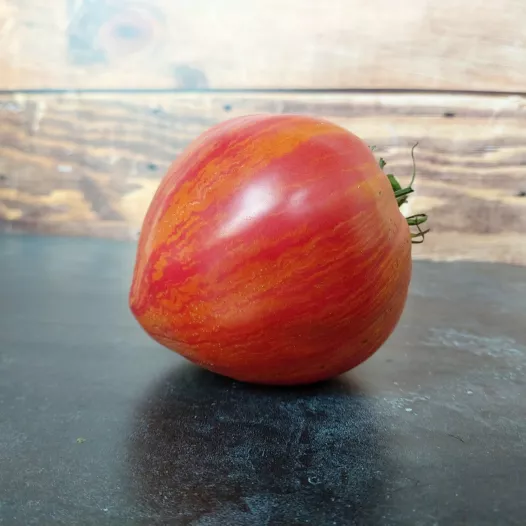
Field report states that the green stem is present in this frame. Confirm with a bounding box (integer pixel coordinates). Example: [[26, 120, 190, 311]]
[[370, 142, 429, 244]]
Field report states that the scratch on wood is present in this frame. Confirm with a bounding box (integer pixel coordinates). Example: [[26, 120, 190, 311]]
[[78, 176, 123, 221], [24, 100, 47, 136]]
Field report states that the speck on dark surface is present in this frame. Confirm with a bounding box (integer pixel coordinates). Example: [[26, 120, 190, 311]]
[[0, 235, 526, 525]]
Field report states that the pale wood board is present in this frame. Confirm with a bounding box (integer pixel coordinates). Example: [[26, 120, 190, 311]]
[[0, 91, 525, 265], [1, 0, 526, 91]]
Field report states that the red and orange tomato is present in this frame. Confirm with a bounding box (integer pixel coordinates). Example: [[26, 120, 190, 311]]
[[129, 114, 413, 385]]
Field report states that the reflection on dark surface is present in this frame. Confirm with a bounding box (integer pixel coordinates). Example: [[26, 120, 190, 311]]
[[128, 364, 388, 525]]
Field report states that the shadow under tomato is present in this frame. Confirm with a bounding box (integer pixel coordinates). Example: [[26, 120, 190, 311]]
[[127, 363, 389, 525]]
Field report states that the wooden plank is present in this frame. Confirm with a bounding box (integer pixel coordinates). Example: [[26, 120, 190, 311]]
[[1, 91, 525, 265], [1, 0, 526, 92]]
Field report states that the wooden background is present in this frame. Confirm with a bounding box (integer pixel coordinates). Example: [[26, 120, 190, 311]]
[[1, 0, 525, 265]]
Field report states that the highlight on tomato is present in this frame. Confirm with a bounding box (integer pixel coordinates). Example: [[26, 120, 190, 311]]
[[129, 114, 428, 385]]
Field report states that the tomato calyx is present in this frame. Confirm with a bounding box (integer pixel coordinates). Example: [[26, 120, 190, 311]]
[[371, 143, 429, 244]]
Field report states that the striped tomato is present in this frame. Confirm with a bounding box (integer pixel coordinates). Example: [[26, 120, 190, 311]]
[[129, 114, 427, 385]]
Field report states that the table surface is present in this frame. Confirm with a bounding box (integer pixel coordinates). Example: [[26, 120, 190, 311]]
[[1, 235, 525, 526]]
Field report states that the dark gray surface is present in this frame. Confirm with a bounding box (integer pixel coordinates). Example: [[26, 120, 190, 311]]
[[1, 235, 525, 526]]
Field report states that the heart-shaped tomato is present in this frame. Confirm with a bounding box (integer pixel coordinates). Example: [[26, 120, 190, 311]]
[[130, 114, 418, 385]]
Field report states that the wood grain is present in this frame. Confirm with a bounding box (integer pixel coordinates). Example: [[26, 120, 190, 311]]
[[0, 91, 525, 265], [1, 0, 526, 92]]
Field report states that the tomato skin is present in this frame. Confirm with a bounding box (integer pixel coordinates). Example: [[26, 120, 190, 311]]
[[130, 114, 411, 385]]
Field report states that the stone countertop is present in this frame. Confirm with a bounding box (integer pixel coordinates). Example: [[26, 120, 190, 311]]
[[0, 235, 525, 525]]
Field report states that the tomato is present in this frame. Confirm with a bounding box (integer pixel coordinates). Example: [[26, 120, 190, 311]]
[[130, 114, 413, 385]]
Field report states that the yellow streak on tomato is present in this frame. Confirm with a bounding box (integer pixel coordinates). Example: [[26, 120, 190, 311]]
[[131, 117, 350, 310], [148, 118, 346, 255]]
